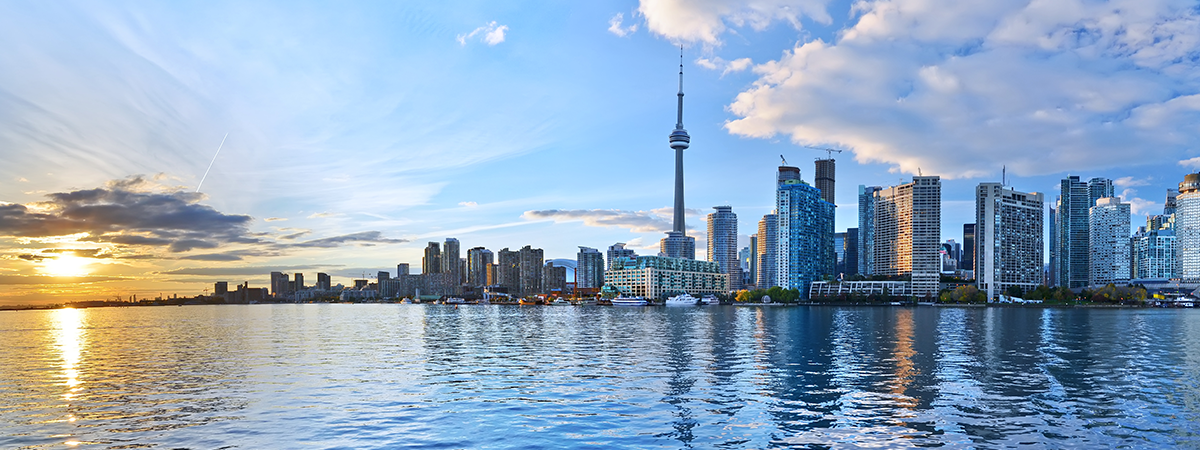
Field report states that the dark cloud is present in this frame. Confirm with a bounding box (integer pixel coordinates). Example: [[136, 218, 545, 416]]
[[279, 230, 311, 240], [0, 275, 125, 285], [292, 231, 408, 248], [161, 265, 335, 276], [0, 176, 255, 253], [180, 253, 243, 261]]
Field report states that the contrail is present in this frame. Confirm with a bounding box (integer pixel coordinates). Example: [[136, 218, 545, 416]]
[[196, 133, 228, 193]]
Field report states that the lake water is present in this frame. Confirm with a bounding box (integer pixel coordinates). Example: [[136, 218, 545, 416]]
[[1, 304, 1198, 449]]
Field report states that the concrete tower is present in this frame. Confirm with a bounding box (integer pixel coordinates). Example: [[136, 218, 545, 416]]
[[661, 48, 697, 259]]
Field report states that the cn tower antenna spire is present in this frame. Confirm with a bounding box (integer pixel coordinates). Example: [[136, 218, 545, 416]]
[[668, 45, 691, 235]]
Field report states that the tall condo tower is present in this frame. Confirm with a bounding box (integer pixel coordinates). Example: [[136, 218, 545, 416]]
[[815, 159, 836, 204], [707, 206, 741, 291], [661, 49, 697, 259], [975, 183, 1044, 299]]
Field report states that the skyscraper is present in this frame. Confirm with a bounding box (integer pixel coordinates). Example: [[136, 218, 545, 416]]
[[543, 262, 567, 293], [467, 247, 493, 287], [270, 271, 288, 297], [577, 246, 605, 289], [1088, 177, 1115, 205], [497, 248, 520, 292], [442, 238, 461, 289], [1047, 205, 1057, 286], [607, 243, 637, 269], [294, 273, 304, 290], [874, 176, 942, 297], [1089, 197, 1131, 286], [396, 264, 409, 277], [661, 50, 696, 260], [975, 182, 1044, 299], [756, 213, 778, 288], [1056, 176, 1095, 288], [844, 227, 859, 277], [775, 165, 836, 295], [1176, 174, 1200, 283], [519, 245, 544, 294], [707, 206, 740, 291], [748, 234, 758, 286], [316, 272, 331, 290], [423, 242, 442, 275], [858, 185, 882, 275], [962, 223, 975, 274], [815, 159, 835, 204]]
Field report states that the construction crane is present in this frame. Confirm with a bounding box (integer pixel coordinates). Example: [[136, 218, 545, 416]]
[[804, 146, 844, 160]]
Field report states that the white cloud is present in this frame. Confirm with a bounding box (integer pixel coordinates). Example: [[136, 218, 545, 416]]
[[1114, 176, 1150, 188], [263, 217, 287, 222], [637, 0, 833, 44], [1120, 188, 1159, 216], [723, 0, 1200, 178], [608, 13, 638, 37], [458, 201, 479, 208], [522, 207, 705, 234], [307, 212, 340, 219], [457, 21, 508, 46], [1180, 157, 1200, 169], [695, 56, 753, 76]]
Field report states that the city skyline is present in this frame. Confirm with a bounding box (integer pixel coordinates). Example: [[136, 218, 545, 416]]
[[4, 1, 1200, 304]]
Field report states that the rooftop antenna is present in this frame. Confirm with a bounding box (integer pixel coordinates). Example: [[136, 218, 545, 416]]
[[1002, 165, 1007, 186], [780, 154, 788, 166], [918, 167, 923, 176]]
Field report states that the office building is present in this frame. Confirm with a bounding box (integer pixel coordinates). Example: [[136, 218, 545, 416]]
[[607, 243, 637, 270], [519, 245, 544, 294], [423, 242, 441, 275], [1055, 176, 1113, 288], [661, 53, 697, 260], [844, 228, 859, 277], [756, 213, 778, 288], [747, 235, 758, 286], [1089, 197, 1131, 286], [577, 247, 605, 289], [1048, 205, 1057, 286], [975, 182, 1044, 298], [874, 176, 942, 297], [707, 205, 741, 291], [858, 185, 882, 275], [214, 282, 228, 297], [815, 158, 835, 204], [604, 256, 728, 299], [834, 232, 847, 276], [467, 247, 493, 287], [316, 273, 331, 290], [293, 273, 304, 290], [775, 164, 836, 296], [395, 264, 409, 277], [1089, 177, 1115, 205], [962, 224, 976, 273], [270, 271, 288, 297]]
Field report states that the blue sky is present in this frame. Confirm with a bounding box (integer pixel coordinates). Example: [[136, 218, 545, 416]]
[[3, 0, 1200, 303]]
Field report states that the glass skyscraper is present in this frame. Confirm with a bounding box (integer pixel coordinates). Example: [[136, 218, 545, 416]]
[[775, 165, 835, 297]]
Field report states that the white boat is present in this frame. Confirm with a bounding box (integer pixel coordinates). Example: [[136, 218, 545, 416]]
[[699, 295, 719, 306], [550, 298, 571, 305], [611, 296, 648, 306], [445, 297, 468, 305], [576, 298, 598, 306], [665, 293, 700, 306]]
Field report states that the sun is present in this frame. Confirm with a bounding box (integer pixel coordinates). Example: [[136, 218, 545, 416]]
[[41, 253, 92, 277]]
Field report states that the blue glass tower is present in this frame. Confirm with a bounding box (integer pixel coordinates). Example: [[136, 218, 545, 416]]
[[775, 165, 835, 297]]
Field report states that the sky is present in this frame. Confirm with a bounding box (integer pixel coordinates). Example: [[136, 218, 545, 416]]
[[3, 0, 1200, 304]]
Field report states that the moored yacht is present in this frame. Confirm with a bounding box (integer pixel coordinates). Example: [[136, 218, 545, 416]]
[[665, 293, 700, 306], [610, 296, 648, 306]]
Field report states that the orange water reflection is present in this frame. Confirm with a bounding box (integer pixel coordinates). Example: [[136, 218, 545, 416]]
[[891, 309, 918, 409], [53, 308, 85, 404]]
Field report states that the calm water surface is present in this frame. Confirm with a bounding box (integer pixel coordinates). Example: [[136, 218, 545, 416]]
[[1, 305, 1198, 449]]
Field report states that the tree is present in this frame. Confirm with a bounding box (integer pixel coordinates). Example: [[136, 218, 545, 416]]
[[1005, 285, 1024, 298], [735, 290, 754, 303]]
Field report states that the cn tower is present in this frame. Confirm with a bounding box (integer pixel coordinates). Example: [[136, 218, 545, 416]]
[[661, 48, 696, 259], [669, 50, 690, 233]]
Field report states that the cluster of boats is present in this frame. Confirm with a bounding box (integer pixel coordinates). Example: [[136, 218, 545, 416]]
[[611, 293, 719, 307], [418, 293, 719, 307]]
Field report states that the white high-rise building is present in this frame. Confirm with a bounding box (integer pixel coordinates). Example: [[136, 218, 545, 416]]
[[1089, 197, 1131, 286], [706, 206, 740, 291], [874, 176, 941, 297], [975, 183, 1044, 299], [1175, 173, 1200, 282]]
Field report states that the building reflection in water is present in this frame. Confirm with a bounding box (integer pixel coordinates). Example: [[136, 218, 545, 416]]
[[890, 308, 918, 411]]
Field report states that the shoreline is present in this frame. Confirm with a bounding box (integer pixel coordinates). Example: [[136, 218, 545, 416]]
[[2, 301, 1189, 312]]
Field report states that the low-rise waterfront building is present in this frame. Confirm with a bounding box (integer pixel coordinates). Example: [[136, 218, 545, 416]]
[[603, 256, 728, 299]]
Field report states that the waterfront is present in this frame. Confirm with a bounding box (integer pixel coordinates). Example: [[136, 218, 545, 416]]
[[1, 305, 1198, 449]]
